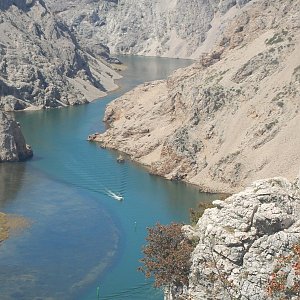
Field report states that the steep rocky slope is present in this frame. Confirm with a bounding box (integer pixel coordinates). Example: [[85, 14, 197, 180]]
[[47, 0, 253, 59], [174, 177, 300, 300], [92, 0, 300, 193], [0, 0, 121, 111], [0, 111, 32, 162]]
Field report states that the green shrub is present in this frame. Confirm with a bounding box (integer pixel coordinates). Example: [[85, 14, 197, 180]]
[[190, 202, 214, 225]]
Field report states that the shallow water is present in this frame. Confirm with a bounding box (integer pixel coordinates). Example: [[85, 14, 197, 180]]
[[0, 56, 221, 300]]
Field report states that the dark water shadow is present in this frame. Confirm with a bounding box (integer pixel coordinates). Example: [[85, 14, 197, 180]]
[[0, 162, 26, 209]]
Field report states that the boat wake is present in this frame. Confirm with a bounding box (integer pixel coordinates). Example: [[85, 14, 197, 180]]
[[105, 189, 124, 201]]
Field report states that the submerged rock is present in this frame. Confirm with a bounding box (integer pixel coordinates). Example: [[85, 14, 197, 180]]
[[116, 154, 125, 163], [0, 111, 33, 161], [0, 212, 30, 244], [176, 177, 300, 300]]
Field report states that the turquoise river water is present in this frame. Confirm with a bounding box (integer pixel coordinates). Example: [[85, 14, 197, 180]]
[[0, 56, 221, 300]]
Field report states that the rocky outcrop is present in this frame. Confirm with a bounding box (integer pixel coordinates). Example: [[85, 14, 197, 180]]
[[47, 0, 253, 59], [176, 177, 300, 300], [91, 0, 300, 193], [0, 0, 121, 111], [0, 111, 32, 161]]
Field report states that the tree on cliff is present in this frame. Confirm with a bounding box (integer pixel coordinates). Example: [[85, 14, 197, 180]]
[[138, 222, 194, 288]]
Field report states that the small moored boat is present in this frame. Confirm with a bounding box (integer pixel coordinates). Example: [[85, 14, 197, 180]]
[[117, 155, 125, 163]]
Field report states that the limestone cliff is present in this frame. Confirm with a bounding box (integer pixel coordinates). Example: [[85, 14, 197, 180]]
[[0, 0, 121, 111], [173, 177, 300, 300], [47, 0, 253, 59], [92, 0, 300, 193], [0, 111, 32, 161]]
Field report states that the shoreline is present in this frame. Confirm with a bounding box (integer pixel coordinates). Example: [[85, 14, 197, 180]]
[[4, 60, 125, 113], [88, 134, 234, 194], [88, 24, 300, 195], [15, 79, 122, 112], [0, 213, 31, 244]]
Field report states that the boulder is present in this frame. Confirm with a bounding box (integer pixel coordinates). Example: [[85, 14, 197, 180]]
[[0, 111, 33, 161]]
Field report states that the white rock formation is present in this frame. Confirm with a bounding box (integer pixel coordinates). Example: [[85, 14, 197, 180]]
[[0, 111, 32, 161], [177, 177, 300, 300], [47, 0, 253, 59], [0, 0, 121, 111], [92, 0, 300, 193]]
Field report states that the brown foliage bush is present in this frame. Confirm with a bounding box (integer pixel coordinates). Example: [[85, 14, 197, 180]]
[[139, 222, 194, 288], [267, 244, 300, 299]]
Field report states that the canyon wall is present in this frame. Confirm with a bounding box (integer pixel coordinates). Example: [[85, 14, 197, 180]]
[[93, 0, 300, 193], [0, 0, 121, 111], [48, 0, 253, 59]]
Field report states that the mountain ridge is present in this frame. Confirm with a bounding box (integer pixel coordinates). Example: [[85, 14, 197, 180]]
[[47, 0, 253, 59]]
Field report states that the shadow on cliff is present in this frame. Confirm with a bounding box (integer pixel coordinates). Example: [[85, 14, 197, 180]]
[[0, 0, 47, 12]]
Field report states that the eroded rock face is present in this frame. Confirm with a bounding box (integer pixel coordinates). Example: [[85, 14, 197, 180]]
[[47, 0, 253, 59], [92, 0, 300, 193], [0, 111, 33, 161], [180, 177, 300, 300], [0, 0, 121, 111]]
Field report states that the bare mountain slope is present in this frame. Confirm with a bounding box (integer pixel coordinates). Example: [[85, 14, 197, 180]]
[[0, 0, 121, 111], [93, 0, 300, 193], [47, 0, 253, 59]]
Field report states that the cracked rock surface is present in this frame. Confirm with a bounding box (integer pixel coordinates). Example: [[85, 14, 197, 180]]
[[181, 177, 300, 300], [47, 0, 252, 59]]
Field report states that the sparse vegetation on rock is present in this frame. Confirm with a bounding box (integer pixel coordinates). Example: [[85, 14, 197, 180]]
[[139, 178, 300, 300]]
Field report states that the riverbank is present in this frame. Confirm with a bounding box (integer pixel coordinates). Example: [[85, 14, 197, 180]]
[[0, 213, 30, 244], [0, 213, 9, 243]]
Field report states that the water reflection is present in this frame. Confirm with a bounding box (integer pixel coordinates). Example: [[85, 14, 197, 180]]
[[0, 163, 26, 208]]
